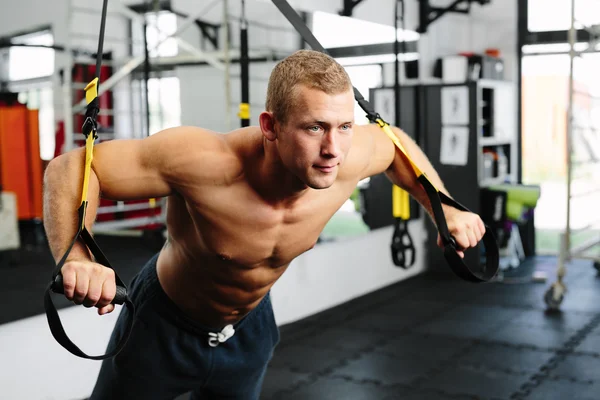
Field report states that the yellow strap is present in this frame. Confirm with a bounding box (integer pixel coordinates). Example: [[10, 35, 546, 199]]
[[376, 118, 445, 219], [376, 118, 427, 180], [238, 103, 250, 119], [80, 134, 95, 205], [78, 78, 100, 227], [392, 185, 410, 220], [149, 198, 156, 208], [84, 78, 99, 104]]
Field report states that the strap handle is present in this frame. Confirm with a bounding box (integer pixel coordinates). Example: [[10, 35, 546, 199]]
[[391, 219, 416, 269], [271, 0, 499, 282], [391, 181, 415, 269], [44, 0, 136, 360]]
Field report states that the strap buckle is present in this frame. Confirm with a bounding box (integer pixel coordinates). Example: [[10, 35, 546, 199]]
[[82, 116, 98, 139], [374, 116, 387, 128], [82, 98, 99, 140]]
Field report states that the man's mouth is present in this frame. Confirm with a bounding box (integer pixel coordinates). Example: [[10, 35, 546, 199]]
[[315, 165, 336, 173]]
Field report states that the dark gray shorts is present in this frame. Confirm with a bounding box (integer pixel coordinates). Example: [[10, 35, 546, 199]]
[[90, 253, 280, 400]]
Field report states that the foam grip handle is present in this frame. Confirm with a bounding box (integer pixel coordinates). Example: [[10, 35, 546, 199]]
[[51, 274, 127, 305]]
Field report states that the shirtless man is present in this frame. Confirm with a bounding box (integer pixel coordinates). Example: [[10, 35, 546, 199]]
[[43, 49, 485, 399]]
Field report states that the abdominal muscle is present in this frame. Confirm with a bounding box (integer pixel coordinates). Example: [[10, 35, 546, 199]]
[[156, 241, 290, 329]]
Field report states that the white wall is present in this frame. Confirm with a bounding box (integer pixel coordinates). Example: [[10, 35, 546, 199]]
[[178, 61, 277, 131]]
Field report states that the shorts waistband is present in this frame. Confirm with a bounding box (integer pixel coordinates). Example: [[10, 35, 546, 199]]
[[139, 252, 272, 336]]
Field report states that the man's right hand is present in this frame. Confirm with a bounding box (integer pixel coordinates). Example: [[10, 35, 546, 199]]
[[60, 260, 117, 315]]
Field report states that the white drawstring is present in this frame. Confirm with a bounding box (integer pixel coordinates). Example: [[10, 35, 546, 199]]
[[208, 324, 235, 347]]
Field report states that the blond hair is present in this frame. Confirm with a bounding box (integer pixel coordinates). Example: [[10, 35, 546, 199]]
[[265, 49, 353, 124]]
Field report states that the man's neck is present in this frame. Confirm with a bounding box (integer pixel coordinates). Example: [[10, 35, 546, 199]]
[[256, 137, 309, 207]]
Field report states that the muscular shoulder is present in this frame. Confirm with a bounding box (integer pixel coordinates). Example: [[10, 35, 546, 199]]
[[338, 123, 395, 181], [149, 126, 245, 191]]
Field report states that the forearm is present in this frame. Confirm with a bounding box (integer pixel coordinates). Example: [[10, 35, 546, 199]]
[[385, 127, 454, 222], [43, 149, 100, 264]]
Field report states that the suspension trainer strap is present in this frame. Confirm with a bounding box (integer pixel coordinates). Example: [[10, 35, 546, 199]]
[[390, 0, 415, 269], [239, 0, 250, 127], [391, 184, 416, 269], [44, 0, 136, 360], [271, 0, 499, 282]]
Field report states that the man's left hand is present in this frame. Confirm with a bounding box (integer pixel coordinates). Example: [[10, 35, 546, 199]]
[[436, 206, 486, 259]]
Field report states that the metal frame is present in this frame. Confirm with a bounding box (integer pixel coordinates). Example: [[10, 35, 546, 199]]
[[417, 0, 491, 33], [560, 8, 600, 266], [519, 0, 600, 174], [327, 42, 418, 58], [339, 0, 368, 17], [522, 0, 600, 309], [517, 0, 526, 185], [520, 0, 600, 259], [63, 0, 219, 233]]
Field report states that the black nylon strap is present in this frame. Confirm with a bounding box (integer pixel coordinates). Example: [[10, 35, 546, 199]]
[[44, 291, 134, 360], [272, 0, 499, 282], [240, 0, 250, 127], [45, 204, 134, 359], [418, 176, 498, 282], [44, 0, 136, 360], [46, 221, 133, 360]]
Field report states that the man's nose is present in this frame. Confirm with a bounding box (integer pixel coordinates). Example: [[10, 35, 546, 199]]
[[321, 131, 341, 158]]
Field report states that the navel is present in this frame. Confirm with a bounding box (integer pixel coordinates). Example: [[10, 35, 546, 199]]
[[217, 253, 231, 262]]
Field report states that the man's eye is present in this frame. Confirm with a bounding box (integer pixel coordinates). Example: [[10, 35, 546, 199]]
[[308, 126, 321, 132]]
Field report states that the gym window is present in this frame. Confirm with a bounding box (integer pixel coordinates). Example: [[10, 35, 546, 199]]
[[128, 8, 181, 136], [528, 0, 600, 32], [147, 76, 181, 135], [131, 10, 178, 58], [6, 29, 55, 81], [1, 28, 55, 160]]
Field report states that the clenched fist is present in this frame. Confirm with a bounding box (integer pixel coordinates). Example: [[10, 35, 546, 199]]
[[437, 207, 486, 259], [60, 260, 118, 315]]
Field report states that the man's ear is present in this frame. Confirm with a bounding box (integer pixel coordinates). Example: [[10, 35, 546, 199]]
[[259, 112, 277, 141]]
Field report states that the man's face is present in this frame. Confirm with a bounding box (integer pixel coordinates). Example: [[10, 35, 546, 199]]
[[275, 85, 355, 190]]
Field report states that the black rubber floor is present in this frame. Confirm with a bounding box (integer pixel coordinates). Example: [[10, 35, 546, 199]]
[[260, 256, 600, 400]]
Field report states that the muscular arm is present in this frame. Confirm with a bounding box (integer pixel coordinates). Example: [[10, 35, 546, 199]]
[[43, 126, 229, 264], [357, 123, 453, 223]]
